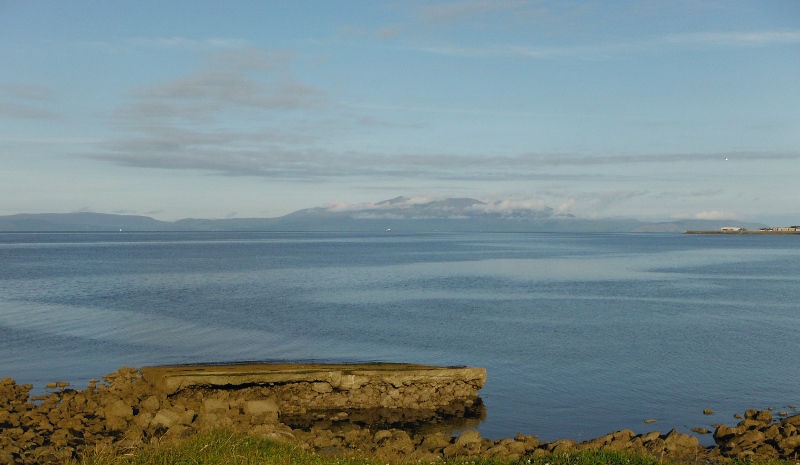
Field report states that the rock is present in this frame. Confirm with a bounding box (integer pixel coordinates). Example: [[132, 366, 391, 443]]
[[737, 419, 763, 430], [141, 395, 160, 412], [201, 398, 228, 413], [454, 429, 482, 446], [132, 411, 153, 429], [243, 399, 278, 417], [726, 430, 765, 453], [311, 382, 333, 394], [639, 431, 661, 443], [486, 442, 524, 461], [613, 429, 635, 442], [105, 399, 134, 419], [105, 414, 129, 432], [754, 443, 779, 459], [663, 429, 700, 455], [745, 409, 772, 424], [373, 430, 393, 443], [703, 409, 714, 415], [443, 430, 483, 458], [776, 435, 800, 454], [514, 433, 539, 451], [644, 418, 657, 423], [384, 430, 415, 453], [163, 424, 195, 442], [420, 433, 452, 451], [12, 365, 800, 465], [151, 409, 184, 429], [0, 450, 15, 465], [755, 410, 773, 424], [763, 424, 782, 441], [714, 424, 737, 444], [782, 414, 800, 427], [548, 439, 578, 454]]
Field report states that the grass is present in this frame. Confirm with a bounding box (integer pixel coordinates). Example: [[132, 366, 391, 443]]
[[69, 430, 799, 465], [72, 430, 374, 465]]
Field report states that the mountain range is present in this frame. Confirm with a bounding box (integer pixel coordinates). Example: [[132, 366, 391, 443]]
[[0, 197, 768, 233]]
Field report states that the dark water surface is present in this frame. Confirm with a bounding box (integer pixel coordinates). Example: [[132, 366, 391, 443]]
[[1, 231, 798, 442]]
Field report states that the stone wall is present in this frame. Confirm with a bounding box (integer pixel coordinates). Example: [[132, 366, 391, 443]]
[[140, 362, 487, 414], [2, 364, 800, 465], [0, 363, 486, 465]]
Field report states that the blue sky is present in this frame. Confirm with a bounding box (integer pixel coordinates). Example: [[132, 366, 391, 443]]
[[1, 1, 798, 223]]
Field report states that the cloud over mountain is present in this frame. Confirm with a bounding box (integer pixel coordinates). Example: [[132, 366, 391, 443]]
[[305, 196, 556, 220]]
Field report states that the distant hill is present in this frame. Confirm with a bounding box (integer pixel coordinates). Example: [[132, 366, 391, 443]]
[[0, 212, 175, 232], [0, 199, 769, 233], [632, 219, 768, 233]]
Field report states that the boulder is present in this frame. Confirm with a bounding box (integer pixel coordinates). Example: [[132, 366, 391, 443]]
[[725, 429, 765, 454], [782, 414, 800, 427], [243, 399, 278, 417], [547, 439, 578, 454], [419, 432, 452, 452], [151, 408, 193, 429], [105, 399, 134, 420], [745, 409, 772, 425], [141, 395, 160, 412], [443, 430, 483, 457], [454, 429, 482, 447]]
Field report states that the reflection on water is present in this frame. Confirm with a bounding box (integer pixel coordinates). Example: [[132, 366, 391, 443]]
[[281, 399, 487, 436], [1, 232, 799, 442]]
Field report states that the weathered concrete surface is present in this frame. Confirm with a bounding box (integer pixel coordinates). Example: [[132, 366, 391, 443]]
[[140, 362, 486, 397]]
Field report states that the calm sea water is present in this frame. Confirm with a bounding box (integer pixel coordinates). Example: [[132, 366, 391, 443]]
[[1, 231, 798, 442]]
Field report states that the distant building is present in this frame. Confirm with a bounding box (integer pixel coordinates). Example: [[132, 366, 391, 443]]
[[721, 227, 742, 232]]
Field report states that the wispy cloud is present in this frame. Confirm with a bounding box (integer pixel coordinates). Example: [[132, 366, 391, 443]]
[[83, 38, 800, 185], [0, 103, 60, 120], [128, 37, 250, 51], [124, 49, 322, 120], [323, 194, 555, 220], [414, 29, 800, 59], [87, 124, 800, 182], [131, 70, 322, 110], [0, 84, 58, 101], [663, 30, 800, 47], [414, 0, 534, 25], [0, 84, 61, 120], [568, 190, 650, 214], [693, 210, 738, 220], [206, 48, 292, 71], [100, 47, 327, 165]]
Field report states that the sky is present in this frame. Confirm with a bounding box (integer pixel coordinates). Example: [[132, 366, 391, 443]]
[[1, 1, 799, 224]]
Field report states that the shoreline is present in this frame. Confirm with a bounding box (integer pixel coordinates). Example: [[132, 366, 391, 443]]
[[2, 365, 800, 464], [685, 230, 800, 234]]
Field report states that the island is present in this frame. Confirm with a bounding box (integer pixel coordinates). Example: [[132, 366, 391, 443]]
[[686, 225, 800, 234]]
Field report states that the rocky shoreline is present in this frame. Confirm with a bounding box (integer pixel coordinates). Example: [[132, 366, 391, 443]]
[[2, 366, 800, 464]]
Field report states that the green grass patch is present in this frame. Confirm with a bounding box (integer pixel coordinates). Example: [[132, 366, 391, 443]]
[[71, 430, 373, 465], [70, 430, 799, 465]]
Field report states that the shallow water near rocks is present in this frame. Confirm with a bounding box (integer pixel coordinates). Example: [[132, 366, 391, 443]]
[[1, 231, 798, 444]]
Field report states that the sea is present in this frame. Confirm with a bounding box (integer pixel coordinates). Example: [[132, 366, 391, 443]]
[[1, 231, 798, 443]]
